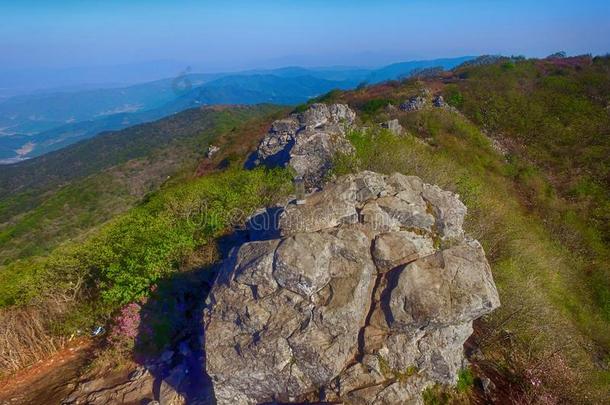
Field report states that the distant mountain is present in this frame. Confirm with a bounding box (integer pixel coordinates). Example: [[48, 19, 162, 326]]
[[168, 74, 356, 109], [243, 66, 371, 83], [0, 105, 284, 200], [0, 74, 350, 162], [363, 56, 475, 83], [0, 56, 475, 162], [0, 73, 222, 137]]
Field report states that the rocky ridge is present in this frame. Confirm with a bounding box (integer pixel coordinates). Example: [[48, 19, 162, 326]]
[[63, 102, 500, 405], [204, 170, 500, 404]]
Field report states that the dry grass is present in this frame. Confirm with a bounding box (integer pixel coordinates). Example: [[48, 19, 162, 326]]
[[0, 306, 67, 376]]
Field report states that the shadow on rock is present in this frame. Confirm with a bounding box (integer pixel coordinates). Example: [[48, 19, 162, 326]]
[[134, 265, 217, 404], [133, 217, 280, 405]]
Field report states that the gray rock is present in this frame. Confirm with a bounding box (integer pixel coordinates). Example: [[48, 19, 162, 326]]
[[206, 144, 220, 159], [204, 224, 374, 404], [253, 103, 357, 188], [373, 231, 435, 272], [159, 363, 187, 405], [63, 368, 155, 404], [433, 95, 446, 108], [388, 239, 500, 329], [256, 117, 300, 161], [380, 119, 404, 136], [288, 128, 353, 188], [273, 232, 335, 297], [422, 184, 467, 241], [279, 177, 359, 235], [375, 195, 435, 232], [203, 171, 500, 404]]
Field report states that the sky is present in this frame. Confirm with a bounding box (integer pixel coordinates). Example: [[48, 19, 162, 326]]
[[0, 0, 609, 77]]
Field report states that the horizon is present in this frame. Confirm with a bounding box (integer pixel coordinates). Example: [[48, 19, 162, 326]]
[[1, 1, 609, 83]]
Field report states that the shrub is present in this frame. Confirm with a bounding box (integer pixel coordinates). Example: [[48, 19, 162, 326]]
[[456, 368, 475, 392], [444, 84, 464, 108], [0, 167, 292, 372], [361, 98, 393, 117]]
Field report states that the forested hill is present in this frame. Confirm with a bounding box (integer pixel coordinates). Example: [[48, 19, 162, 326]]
[[0, 105, 283, 197]]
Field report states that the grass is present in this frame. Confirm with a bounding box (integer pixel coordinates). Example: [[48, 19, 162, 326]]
[[448, 56, 610, 272], [332, 108, 609, 402], [0, 56, 608, 402]]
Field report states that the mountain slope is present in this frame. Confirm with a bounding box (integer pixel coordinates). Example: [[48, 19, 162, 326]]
[[364, 56, 475, 82], [0, 56, 608, 402], [0, 73, 221, 136], [0, 74, 344, 162], [0, 104, 288, 263]]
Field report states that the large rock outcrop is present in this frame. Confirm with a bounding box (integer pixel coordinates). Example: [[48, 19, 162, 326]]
[[203, 171, 500, 404], [252, 103, 356, 188]]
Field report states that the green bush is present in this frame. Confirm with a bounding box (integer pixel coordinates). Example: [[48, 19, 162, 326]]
[[444, 84, 464, 108], [361, 98, 393, 116], [0, 167, 292, 315]]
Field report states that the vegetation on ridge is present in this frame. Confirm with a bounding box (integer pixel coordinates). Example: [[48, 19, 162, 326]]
[[0, 55, 609, 404], [0, 105, 288, 264]]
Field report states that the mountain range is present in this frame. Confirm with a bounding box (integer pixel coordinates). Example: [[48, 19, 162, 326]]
[[0, 56, 473, 163]]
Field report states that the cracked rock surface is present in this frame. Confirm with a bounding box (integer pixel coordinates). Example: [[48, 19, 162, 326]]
[[203, 171, 500, 404]]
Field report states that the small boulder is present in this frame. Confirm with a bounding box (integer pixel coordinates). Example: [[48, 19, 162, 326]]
[[372, 231, 435, 272], [206, 145, 220, 159], [400, 96, 427, 112], [380, 119, 404, 136], [253, 103, 357, 189], [433, 95, 446, 108]]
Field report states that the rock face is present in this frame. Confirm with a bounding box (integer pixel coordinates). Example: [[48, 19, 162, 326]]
[[203, 171, 500, 405], [253, 103, 356, 188]]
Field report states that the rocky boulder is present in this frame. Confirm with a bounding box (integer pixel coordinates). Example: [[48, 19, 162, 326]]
[[433, 95, 446, 108], [203, 171, 500, 404], [400, 96, 427, 112], [206, 144, 220, 159], [252, 103, 356, 188]]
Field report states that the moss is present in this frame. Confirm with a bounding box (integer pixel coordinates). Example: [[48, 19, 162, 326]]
[[377, 354, 418, 382]]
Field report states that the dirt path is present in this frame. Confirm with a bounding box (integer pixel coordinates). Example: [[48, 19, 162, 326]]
[[0, 340, 92, 405]]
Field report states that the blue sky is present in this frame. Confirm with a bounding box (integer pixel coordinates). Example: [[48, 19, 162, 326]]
[[1, 0, 609, 71]]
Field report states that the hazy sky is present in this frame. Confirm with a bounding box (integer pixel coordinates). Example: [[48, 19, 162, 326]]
[[1, 0, 609, 71]]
